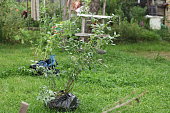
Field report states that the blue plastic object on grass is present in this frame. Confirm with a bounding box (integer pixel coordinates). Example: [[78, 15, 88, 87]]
[[48, 55, 56, 67], [37, 61, 48, 67], [30, 55, 59, 75]]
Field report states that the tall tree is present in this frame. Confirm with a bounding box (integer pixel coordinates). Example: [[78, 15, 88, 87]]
[[62, 0, 67, 20], [89, 0, 100, 14]]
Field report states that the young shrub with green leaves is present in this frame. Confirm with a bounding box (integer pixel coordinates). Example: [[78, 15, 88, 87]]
[[36, 16, 119, 111]]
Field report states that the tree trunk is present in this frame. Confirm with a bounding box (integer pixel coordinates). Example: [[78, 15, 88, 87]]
[[89, 0, 100, 14], [68, 0, 72, 19], [31, 0, 40, 21], [102, 0, 106, 15], [63, 0, 67, 20], [102, 0, 106, 24], [51, 0, 54, 3], [86, 0, 100, 33]]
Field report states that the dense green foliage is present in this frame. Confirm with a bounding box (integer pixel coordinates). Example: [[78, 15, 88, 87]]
[[0, 0, 63, 43], [1, 0, 170, 112], [0, 42, 170, 112], [113, 21, 161, 42], [0, 0, 26, 42], [105, 0, 167, 42], [0, 0, 170, 43], [106, 0, 136, 20], [157, 28, 170, 41]]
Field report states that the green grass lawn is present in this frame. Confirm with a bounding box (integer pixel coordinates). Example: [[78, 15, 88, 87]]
[[0, 42, 170, 113]]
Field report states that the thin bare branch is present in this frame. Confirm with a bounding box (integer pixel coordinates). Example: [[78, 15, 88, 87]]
[[102, 91, 147, 113], [102, 91, 136, 112]]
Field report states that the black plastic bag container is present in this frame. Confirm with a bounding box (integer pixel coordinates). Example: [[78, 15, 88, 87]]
[[47, 92, 79, 112]]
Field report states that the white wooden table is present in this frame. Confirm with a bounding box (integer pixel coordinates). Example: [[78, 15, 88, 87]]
[[75, 14, 113, 41]]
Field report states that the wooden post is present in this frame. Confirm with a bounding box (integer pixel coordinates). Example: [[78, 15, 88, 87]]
[[80, 17, 86, 41], [102, 0, 106, 24], [19, 102, 29, 113], [81, 17, 85, 33]]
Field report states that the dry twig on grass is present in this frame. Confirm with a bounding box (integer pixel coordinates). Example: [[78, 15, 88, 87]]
[[102, 91, 147, 113]]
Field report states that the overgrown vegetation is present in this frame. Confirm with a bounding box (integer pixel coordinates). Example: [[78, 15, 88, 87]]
[[113, 20, 161, 42], [0, 0, 170, 43], [0, 0, 26, 42], [0, 42, 170, 112], [1, 0, 170, 112]]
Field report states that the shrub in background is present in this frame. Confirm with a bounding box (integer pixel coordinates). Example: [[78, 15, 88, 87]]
[[0, 21, 2, 41], [112, 20, 161, 42], [157, 28, 170, 41], [14, 29, 41, 44], [130, 6, 147, 23], [106, 0, 136, 21], [0, 0, 27, 42], [140, 29, 161, 41]]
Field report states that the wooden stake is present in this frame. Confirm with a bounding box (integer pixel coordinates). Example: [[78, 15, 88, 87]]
[[19, 102, 29, 113]]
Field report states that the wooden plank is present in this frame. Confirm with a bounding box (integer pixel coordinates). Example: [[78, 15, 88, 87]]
[[19, 102, 29, 113], [77, 14, 112, 19], [75, 33, 110, 37], [75, 33, 93, 37]]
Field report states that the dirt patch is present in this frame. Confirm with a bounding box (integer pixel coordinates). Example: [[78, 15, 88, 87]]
[[129, 51, 170, 60]]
